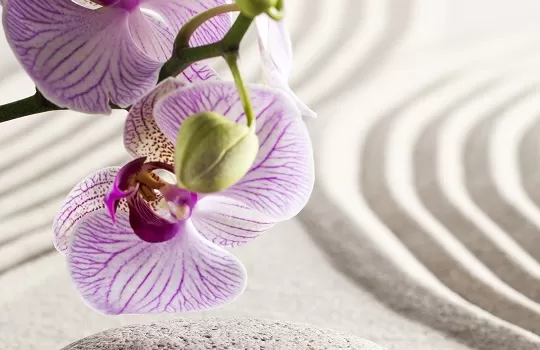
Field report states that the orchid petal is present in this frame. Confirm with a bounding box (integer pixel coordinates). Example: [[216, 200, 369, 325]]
[[3, 1, 164, 113], [68, 210, 247, 314], [142, 0, 231, 47], [53, 167, 120, 254], [128, 9, 175, 62], [191, 195, 274, 247], [154, 82, 314, 221], [255, 14, 293, 79], [177, 62, 220, 84], [124, 64, 218, 163], [124, 79, 180, 164], [255, 15, 316, 118]]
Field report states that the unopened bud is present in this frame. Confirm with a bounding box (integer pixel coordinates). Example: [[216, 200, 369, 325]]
[[174, 111, 259, 194]]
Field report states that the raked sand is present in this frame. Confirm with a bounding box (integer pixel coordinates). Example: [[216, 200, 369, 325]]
[[3, 1, 540, 349]]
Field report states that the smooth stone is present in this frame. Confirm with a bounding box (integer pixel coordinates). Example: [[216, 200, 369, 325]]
[[62, 318, 386, 350]]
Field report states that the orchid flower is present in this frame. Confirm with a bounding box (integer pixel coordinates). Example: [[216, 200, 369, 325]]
[[1, 0, 230, 114], [52, 63, 314, 314], [255, 13, 316, 118]]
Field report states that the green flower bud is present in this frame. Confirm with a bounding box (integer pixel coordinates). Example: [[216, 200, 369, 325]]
[[235, 0, 278, 18], [174, 111, 259, 194]]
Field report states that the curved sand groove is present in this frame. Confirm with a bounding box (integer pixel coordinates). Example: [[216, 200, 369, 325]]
[[301, 77, 540, 349], [489, 98, 540, 244], [362, 79, 540, 334], [308, 0, 412, 111], [519, 119, 540, 209], [299, 20, 540, 347], [3, 1, 540, 350], [416, 85, 540, 304]]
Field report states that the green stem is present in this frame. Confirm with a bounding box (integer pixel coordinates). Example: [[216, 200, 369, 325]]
[[0, 8, 256, 122], [158, 13, 254, 82], [224, 53, 255, 129], [0, 93, 64, 123], [174, 3, 239, 51], [222, 13, 253, 51]]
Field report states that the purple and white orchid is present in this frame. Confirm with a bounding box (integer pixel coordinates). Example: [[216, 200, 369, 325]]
[[52, 64, 314, 314], [1, 0, 230, 114]]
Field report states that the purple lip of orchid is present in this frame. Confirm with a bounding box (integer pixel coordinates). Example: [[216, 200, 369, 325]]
[[104, 157, 198, 243]]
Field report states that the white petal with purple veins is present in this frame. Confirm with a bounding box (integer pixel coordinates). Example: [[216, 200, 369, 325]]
[[3, 0, 164, 113], [68, 210, 246, 314], [128, 9, 176, 62], [124, 64, 218, 163], [191, 195, 275, 247], [53, 167, 120, 254], [177, 62, 220, 84], [154, 82, 314, 221], [142, 0, 231, 47]]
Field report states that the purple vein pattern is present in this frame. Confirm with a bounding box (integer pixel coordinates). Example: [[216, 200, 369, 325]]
[[142, 0, 230, 48], [69, 210, 246, 315], [2, 0, 230, 113], [191, 195, 275, 247], [154, 82, 315, 221], [53, 167, 121, 254], [3, 0, 162, 113], [124, 63, 219, 164], [176, 62, 219, 84]]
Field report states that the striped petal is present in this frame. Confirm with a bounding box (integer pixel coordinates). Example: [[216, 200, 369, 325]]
[[255, 15, 316, 118], [177, 62, 220, 84], [142, 0, 231, 47], [124, 64, 218, 163], [154, 82, 314, 222], [53, 167, 119, 254], [3, 0, 165, 113], [191, 195, 275, 247], [68, 210, 246, 314]]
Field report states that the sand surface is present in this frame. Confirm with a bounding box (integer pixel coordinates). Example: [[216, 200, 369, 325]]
[[2, 1, 540, 349]]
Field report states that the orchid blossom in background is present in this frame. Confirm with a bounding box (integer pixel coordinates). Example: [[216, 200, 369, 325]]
[[2, 0, 230, 113], [0, 0, 315, 314]]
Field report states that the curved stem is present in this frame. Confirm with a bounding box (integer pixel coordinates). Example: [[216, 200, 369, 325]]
[[159, 13, 254, 82], [224, 53, 255, 130], [222, 13, 253, 50], [174, 3, 239, 51]]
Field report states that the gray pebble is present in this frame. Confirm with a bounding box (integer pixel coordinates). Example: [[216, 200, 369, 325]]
[[62, 317, 386, 350]]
